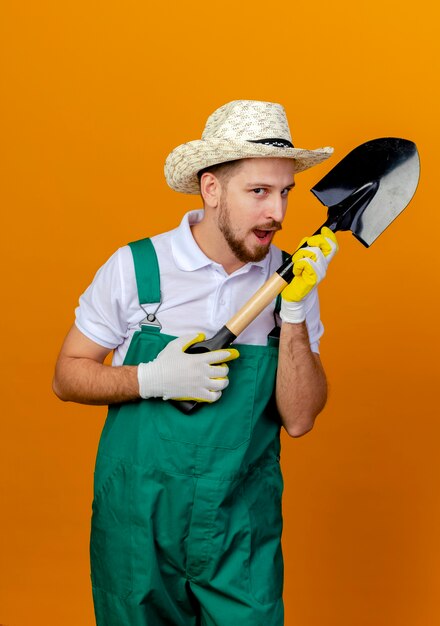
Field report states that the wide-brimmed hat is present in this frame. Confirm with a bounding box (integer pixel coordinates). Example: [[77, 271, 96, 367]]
[[164, 100, 333, 194]]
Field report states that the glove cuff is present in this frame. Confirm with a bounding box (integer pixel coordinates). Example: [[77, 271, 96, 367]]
[[280, 299, 306, 324], [137, 361, 163, 399]]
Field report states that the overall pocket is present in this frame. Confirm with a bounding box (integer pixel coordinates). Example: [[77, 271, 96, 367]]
[[90, 456, 133, 598], [242, 463, 284, 604], [151, 349, 260, 449], [123, 330, 278, 450]]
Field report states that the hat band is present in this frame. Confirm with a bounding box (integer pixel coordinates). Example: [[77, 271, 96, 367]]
[[248, 138, 294, 148]]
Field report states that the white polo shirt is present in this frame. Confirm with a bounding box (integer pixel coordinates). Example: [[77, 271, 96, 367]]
[[75, 210, 324, 366]]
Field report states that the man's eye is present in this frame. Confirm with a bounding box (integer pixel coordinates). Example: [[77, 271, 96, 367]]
[[252, 188, 266, 195], [281, 188, 291, 197]]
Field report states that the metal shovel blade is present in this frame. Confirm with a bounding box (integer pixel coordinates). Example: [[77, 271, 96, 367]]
[[311, 138, 420, 247]]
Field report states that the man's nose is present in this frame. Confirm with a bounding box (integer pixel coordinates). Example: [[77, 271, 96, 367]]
[[266, 194, 285, 222]]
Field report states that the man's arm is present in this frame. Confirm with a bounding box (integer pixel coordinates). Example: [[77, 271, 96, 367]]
[[275, 321, 327, 437], [53, 324, 239, 406], [52, 324, 140, 405], [276, 226, 337, 436]]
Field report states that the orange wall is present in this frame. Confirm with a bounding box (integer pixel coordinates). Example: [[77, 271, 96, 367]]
[[1, 2, 439, 625]]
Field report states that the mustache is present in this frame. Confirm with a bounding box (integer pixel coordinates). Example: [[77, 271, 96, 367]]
[[254, 221, 282, 231]]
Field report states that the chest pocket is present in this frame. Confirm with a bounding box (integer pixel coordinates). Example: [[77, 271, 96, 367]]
[[125, 327, 278, 450]]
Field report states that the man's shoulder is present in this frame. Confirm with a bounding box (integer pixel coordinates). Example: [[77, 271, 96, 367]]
[[121, 223, 178, 260], [126, 226, 175, 248]]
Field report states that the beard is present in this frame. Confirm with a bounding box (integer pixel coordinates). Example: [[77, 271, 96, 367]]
[[218, 195, 281, 264]]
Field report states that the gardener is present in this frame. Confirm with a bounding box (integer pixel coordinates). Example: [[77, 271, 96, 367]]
[[53, 99, 337, 626]]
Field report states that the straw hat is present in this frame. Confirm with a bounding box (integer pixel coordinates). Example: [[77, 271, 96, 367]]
[[164, 100, 333, 194]]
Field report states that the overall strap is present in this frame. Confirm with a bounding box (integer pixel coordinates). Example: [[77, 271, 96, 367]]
[[128, 238, 161, 304], [268, 250, 291, 344], [274, 250, 291, 316]]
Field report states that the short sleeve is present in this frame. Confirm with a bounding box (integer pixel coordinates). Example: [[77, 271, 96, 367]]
[[75, 247, 135, 349]]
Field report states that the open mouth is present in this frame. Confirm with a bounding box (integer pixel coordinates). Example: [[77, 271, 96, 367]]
[[253, 229, 274, 244]]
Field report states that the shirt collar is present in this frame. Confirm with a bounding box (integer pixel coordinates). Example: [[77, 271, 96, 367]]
[[171, 209, 271, 275], [171, 210, 213, 271]]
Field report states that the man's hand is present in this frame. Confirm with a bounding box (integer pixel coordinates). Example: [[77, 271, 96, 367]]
[[137, 333, 239, 402], [280, 227, 338, 324]]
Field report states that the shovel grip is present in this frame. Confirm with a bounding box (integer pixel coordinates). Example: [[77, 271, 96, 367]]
[[277, 221, 336, 283], [171, 325, 237, 414]]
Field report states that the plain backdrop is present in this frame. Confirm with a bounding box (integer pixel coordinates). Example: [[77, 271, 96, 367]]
[[1, 1, 439, 625]]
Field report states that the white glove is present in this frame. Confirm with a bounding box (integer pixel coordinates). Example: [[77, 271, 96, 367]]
[[281, 227, 338, 324], [137, 333, 239, 402]]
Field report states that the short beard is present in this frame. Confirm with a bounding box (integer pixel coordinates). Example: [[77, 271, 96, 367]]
[[218, 195, 279, 264]]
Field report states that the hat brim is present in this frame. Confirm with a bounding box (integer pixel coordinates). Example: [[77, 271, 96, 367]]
[[164, 138, 334, 194]]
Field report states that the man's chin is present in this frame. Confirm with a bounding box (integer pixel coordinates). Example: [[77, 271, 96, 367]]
[[223, 230, 272, 264], [237, 243, 271, 264]]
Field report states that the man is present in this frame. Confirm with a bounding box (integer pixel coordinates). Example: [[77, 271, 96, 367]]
[[53, 100, 338, 625]]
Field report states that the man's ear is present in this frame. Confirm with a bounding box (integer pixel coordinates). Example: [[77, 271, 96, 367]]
[[200, 172, 222, 209]]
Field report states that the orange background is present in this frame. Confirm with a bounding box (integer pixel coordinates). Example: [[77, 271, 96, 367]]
[[1, 1, 439, 625]]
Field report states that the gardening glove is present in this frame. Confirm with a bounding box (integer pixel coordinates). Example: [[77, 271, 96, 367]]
[[280, 227, 338, 324], [137, 333, 239, 402]]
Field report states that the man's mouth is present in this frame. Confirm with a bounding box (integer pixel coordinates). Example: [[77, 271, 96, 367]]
[[254, 228, 270, 238], [252, 223, 281, 244]]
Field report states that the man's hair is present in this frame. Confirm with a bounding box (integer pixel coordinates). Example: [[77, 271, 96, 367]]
[[197, 160, 243, 189]]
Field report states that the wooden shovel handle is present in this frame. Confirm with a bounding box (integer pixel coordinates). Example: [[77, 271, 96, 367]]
[[226, 272, 289, 336]]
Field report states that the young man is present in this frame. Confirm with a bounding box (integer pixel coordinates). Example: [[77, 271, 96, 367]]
[[53, 100, 337, 626]]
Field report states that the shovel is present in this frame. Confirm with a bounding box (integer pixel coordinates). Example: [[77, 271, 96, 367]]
[[175, 137, 420, 413]]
